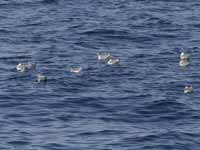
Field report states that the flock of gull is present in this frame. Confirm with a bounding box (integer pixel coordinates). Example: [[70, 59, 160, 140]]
[[16, 51, 192, 94], [16, 52, 119, 81], [179, 52, 193, 94]]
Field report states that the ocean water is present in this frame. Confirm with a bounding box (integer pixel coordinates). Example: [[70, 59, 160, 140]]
[[0, 0, 200, 149]]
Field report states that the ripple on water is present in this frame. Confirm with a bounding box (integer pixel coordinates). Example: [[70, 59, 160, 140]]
[[0, 0, 200, 150]]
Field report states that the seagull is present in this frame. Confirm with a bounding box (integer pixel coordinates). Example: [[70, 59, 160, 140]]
[[16, 62, 36, 72], [97, 52, 111, 61], [37, 74, 47, 82], [179, 59, 189, 67], [16, 63, 27, 72], [70, 67, 82, 73], [180, 52, 190, 60], [107, 58, 120, 65], [184, 85, 193, 94]]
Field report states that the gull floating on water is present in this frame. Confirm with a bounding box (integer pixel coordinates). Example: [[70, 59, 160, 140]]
[[16, 62, 36, 72], [107, 58, 120, 65], [37, 74, 47, 83], [97, 52, 111, 61], [16, 63, 27, 72], [179, 59, 189, 67], [70, 67, 82, 73], [180, 52, 190, 60], [184, 85, 193, 94]]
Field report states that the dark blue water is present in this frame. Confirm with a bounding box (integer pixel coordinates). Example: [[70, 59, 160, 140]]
[[1, 0, 200, 149]]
